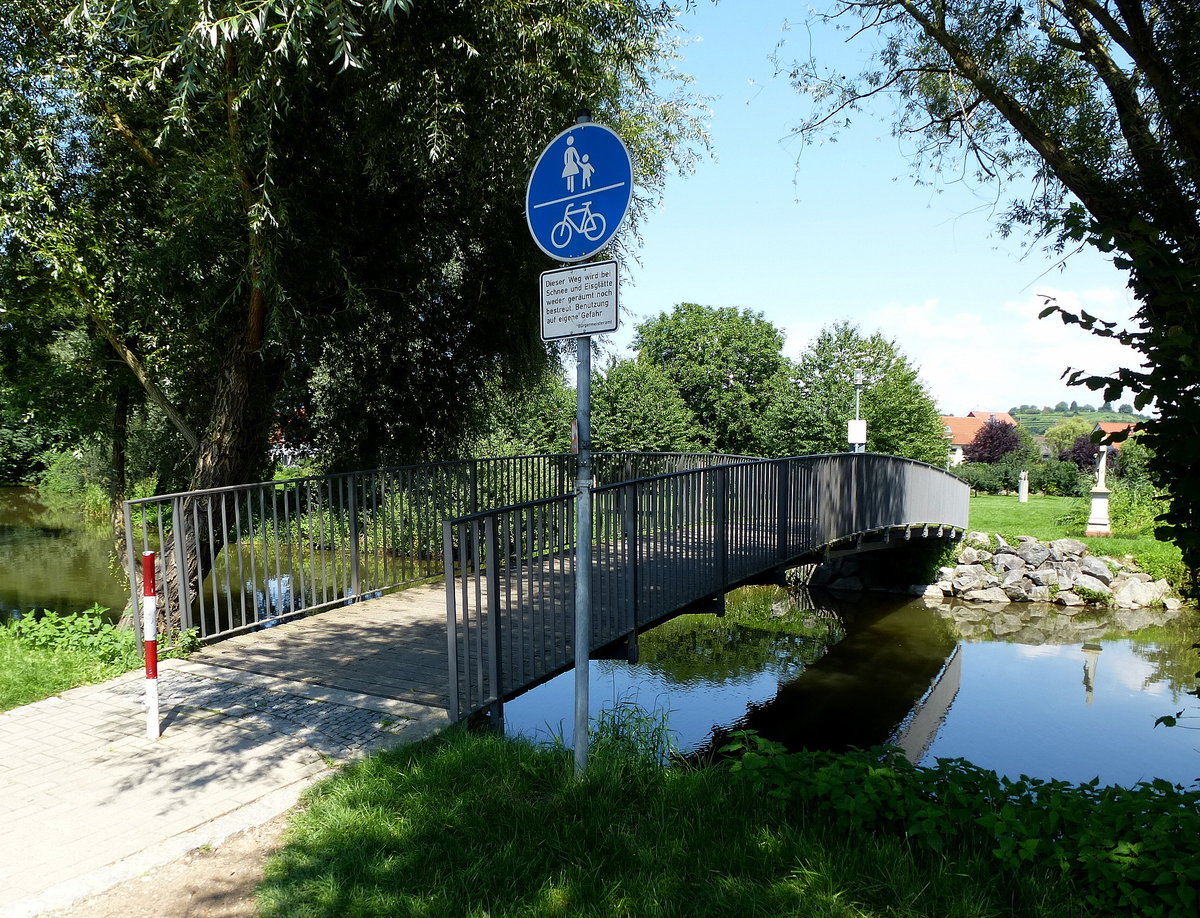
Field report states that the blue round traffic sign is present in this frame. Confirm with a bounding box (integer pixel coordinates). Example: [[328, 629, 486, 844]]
[[526, 123, 633, 262]]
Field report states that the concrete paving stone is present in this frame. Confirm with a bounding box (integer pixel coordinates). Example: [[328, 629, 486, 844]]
[[0, 591, 453, 918]]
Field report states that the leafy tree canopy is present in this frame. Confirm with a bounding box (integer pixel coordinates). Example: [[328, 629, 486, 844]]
[[785, 1, 1200, 570], [758, 321, 948, 465], [633, 303, 787, 455], [0, 0, 705, 500], [592, 358, 708, 454], [1044, 417, 1095, 456], [469, 367, 575, 459]]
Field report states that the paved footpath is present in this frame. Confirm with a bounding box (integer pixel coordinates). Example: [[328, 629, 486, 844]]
[[0, 658, 449, 918]]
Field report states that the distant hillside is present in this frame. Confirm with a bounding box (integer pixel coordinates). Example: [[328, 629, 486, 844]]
[[1008, 404, 1150, 435]]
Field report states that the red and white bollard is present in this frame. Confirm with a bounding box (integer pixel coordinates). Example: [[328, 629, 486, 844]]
[[142, 551, 160, 740]]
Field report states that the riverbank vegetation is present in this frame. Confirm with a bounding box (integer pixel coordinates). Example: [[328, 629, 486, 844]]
[[969, 494, 1187, 589], [0, 606, 140, 712], [257, 724, 1093, 918]]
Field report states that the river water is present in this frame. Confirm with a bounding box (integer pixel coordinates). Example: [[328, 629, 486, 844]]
[[3, 484, 1198, 788], [0, 487, 131, 619], [502, 588, 1200, 789]]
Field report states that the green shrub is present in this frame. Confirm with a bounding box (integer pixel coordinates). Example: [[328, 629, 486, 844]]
[[954, 462, 1004, 493], [1110, 480, 1167, 534], [1028, 458, 1088, 496], [9, 605, 138, 665], [724, 734, 1200, 918]]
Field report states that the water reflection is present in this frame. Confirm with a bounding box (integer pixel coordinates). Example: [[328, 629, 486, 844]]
[[0, 487, 130, 620], [502, 586, 1200, 788]]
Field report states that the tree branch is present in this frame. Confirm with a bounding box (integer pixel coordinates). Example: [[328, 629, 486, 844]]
[[87, 308, 200, 451], [100, 101, 160, 170]]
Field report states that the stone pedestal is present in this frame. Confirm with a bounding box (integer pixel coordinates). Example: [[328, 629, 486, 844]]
[[1018, 470, 1029, 503], [1086, 445, 1111, 536], [1086, 487, 1111, 536]]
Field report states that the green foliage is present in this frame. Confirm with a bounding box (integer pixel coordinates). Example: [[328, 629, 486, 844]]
[[634, 303, 785, 455], [759, 321, 948, 465], [2, 1, 706, 492], [724, 737, 1200, 918], [0, 605, 145, 710], [954, 461, 1006, 494], [258, 722, 1085, 917], [591, 358, 707, 453], [1029, 458, 1089, 497], [470, 368, 575, 458], [785, 1, 1200, 575], [1115, 438, 1155, 487], [9, 605, 137, 666], [1110, 479, 1168, 535], [1073, 584, 1110, 604], [1044, 417, 1094, 455]]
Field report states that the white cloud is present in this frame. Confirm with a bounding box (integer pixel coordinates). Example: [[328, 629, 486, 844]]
[[866, 286, 1145, 416]]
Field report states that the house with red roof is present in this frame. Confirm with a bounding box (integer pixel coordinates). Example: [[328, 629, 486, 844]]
[[1093, 421, 1138, 451], [941, 412, 1017, 466]]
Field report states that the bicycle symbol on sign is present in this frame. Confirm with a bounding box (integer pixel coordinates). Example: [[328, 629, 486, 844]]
[[551, 201, 607, 250]]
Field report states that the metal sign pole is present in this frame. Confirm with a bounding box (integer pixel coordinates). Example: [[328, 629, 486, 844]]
[[573, 335, 592, 774], [527, 108, 632, 774]]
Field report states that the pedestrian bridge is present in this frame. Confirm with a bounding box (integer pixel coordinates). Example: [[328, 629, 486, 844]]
[[124, 452, 968, 722]]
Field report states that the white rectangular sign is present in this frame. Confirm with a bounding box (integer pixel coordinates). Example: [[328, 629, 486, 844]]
[[539, 260, 619, 341]]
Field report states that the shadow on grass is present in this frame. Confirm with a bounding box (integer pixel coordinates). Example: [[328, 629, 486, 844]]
[[257, 727, 1086, 918]]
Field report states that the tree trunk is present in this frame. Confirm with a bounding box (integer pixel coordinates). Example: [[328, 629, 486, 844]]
[[109, 384, 137, 632], [158, 342, 286, 635]]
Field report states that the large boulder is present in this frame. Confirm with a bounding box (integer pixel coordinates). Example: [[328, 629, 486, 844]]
[[1050, 538, 1088, 558], [1072, 573, 1112, 596], [994, 553, 1027, 573], [1112, 578, 1170, 608], [1027, 567, 1060, 588], [1003, 579, 1034, 602], [1080, 556, 1114, 585], [1017, 541, 1052, 568]]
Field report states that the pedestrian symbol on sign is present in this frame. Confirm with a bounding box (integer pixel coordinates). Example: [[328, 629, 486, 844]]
[[526, 122, 633, 262]]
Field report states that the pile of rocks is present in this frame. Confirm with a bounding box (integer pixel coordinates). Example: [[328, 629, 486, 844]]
[[929, 532, 1177, 611]]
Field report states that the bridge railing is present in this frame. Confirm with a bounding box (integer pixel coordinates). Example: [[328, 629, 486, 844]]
[[123, 452, 745, 643], [443, 453, 969, 720]]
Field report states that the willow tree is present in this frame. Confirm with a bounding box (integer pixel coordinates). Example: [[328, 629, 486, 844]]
[[1, 1, 704, 610], [785, 1, 1200, 570], [1, 1, 703, 491]]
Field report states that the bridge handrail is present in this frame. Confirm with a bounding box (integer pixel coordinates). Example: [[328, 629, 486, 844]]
[[122, 451, 748, 643], [443, 453, 969, 719]]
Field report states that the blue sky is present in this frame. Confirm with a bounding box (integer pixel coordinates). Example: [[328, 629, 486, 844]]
[[605, 1, 1143, 417]]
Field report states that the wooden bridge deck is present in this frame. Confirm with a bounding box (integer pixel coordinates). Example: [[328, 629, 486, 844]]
[[189, 583, 452, 709]]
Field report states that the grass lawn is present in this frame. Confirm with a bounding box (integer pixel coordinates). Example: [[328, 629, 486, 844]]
[[0, 627, 140, 712], [257, 726, 1086, 918], [968, 494, 1186, 585], [968, 493, 1081, 541]]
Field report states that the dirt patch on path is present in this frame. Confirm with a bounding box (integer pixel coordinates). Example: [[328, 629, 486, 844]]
[[40, 816, 289, 918]]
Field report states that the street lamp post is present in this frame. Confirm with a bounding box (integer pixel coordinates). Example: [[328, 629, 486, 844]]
[[848, 368, 866, 453]]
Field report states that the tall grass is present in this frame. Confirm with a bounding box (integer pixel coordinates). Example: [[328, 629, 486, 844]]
[[0, 607, 143, 712], [257, 723, 1085, 918]]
